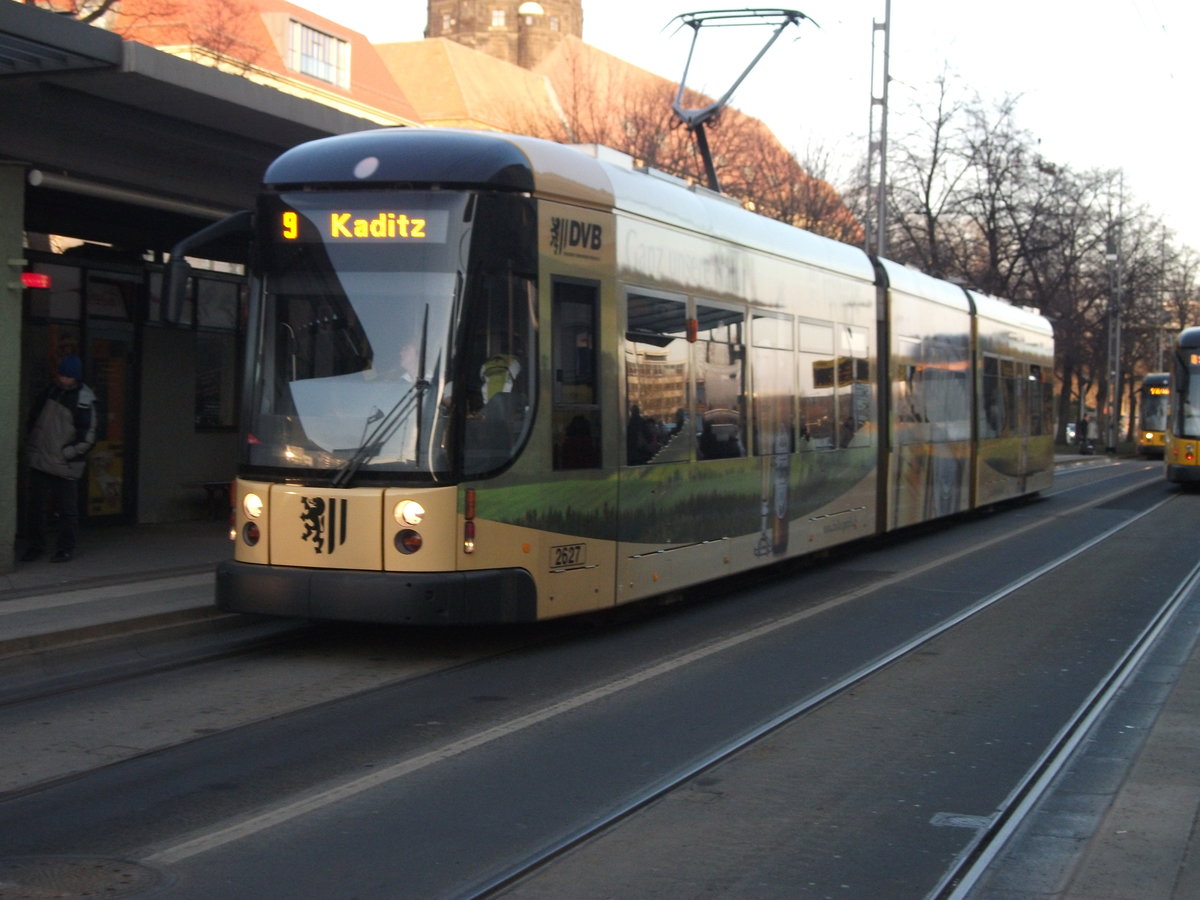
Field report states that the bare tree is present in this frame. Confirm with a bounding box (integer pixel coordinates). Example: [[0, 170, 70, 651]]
[[23, 0, 117, 24], [106, 0, 264, 74], [507, 40, 862, 242], [885, 73, 971, 278]]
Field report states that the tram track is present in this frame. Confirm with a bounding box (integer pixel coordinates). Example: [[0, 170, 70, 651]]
[[467, 473, 1182, 898], [0, 465, 1155, 805], [0, 462, 1184, 898], [938, 550, 1200, 898]]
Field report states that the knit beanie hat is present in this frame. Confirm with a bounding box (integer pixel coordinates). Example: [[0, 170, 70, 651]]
[[57, 354, 83, 380]]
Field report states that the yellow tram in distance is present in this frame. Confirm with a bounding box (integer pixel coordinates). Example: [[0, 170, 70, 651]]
[[169, 129, 1054, 624], [1166, 328, 1200, 484], [1137, 372, 1169, 457]]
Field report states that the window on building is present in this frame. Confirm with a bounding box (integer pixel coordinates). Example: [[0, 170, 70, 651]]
[[491, 9, 506, 27], [194, 276, 243, 431], [289, 21, 350, 88]]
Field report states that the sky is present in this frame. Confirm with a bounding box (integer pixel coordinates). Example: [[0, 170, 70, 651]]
[[290, 1, 1200, 250]]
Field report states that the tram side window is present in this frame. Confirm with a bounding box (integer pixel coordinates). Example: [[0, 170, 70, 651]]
[[696, 304, 747, 460], [837, 325, 871, 449], [918, 333, 970, 443], [751, 313, 795, 456], [625, 292, 689, 465], [799, 321, 835, 450], [1002, 358, 1020, 437], [461, 273, 538, 476], [893, 336, 924, 445], [981, 355, 1003, 439], [552, 281, 601, 470], [1030, 364, 1051, 436]]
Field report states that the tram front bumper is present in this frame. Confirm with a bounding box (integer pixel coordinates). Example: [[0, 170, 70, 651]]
[[215, 560, 538, 624]]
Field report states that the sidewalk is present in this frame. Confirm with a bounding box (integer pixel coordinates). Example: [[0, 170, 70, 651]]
[[0, 519, 231, 659]]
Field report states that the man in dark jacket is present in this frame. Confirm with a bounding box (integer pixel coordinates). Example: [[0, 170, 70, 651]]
[[22, 354, 97, 562]]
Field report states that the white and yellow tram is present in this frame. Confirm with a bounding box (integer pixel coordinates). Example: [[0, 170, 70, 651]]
[[175, 129, 1053, 623]]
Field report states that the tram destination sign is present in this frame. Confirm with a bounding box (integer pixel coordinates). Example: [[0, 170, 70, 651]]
[[279, 208, 450, 244]]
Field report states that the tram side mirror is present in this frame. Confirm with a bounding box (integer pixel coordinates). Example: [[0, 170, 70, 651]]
[[162, 255, 192, 326], [163, 209, 253, 326]]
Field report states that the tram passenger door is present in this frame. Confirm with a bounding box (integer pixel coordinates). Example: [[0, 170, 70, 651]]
[[545, 279, 617, 616], [616, 292, 718, 603]]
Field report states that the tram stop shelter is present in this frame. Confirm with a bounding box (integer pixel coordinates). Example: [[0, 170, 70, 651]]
[[0, 2, 406, 572]]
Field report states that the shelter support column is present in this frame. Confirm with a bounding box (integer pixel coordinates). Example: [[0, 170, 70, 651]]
[[0, 163, 26, 573]]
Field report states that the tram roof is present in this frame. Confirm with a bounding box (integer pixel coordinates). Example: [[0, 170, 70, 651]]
[[1177, 326, 1200, 348], [876, 258, 971, 312], [263, 128, 877, 284]]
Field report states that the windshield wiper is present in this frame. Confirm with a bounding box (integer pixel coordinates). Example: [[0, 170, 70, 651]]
[[330, 388, 420, 488]]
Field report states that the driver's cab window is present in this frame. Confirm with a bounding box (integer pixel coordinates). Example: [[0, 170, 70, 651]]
[[462, 274, 537, 475]]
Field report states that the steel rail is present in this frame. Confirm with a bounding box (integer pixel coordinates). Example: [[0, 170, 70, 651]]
[[932, 519, 1200, 898], [464, 489, 1178, 899]]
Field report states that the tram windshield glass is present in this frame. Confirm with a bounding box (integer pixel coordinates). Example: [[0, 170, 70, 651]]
[[1176, 355, 1200, 439], [1140, 383, 1169, 432], [244, 190, 537, 481]]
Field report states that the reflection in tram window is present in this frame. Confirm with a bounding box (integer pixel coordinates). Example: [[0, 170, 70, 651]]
[[838, 325, 871, 448], [696, 304, 746, 460], [981, 355, 1004, 438], [751, 313, 795, 456], [624, 292, 688, 465], [798, 321, 834, 450]]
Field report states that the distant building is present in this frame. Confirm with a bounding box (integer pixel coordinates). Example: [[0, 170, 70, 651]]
[[426, 0, 583, 69]]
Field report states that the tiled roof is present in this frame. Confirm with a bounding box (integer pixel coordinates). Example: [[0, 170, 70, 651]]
[[376, 38, 559, 132]]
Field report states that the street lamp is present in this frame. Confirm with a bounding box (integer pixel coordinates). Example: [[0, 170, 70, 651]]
[[1105, 234, 1122, 454]]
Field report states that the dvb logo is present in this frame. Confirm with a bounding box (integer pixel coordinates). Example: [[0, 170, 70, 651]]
[[550, 217, 603, 255]]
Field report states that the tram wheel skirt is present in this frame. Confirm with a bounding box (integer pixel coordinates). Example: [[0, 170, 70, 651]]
[[215, 560, 538, 624], [1167, 464, 1200, 484]]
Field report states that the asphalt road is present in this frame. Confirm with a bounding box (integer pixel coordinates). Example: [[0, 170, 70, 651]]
[[0, 460, 1192, 899]]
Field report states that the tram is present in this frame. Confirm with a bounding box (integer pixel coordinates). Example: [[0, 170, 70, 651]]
[[169, 129, 1054, 624], [1137, 373, 1169, 457], [1166, 328, 1200, 483]]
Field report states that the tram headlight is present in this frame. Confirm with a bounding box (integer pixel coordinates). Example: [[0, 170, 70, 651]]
[[393, 499, 426, 526], [243, 492, 264, 519]]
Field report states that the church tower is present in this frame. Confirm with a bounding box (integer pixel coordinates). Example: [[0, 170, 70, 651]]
[[425, 1, 583, 69]]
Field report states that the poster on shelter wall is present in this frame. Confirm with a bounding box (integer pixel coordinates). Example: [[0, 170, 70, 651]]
[[86, 342, 126, 517]]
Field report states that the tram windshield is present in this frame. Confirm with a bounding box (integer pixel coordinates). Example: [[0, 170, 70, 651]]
[[1140, 387, 1168, 433], [243, 190, 537, 482]]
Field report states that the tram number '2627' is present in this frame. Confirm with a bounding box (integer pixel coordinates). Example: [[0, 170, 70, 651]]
[[550, 543, 586, 570]]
